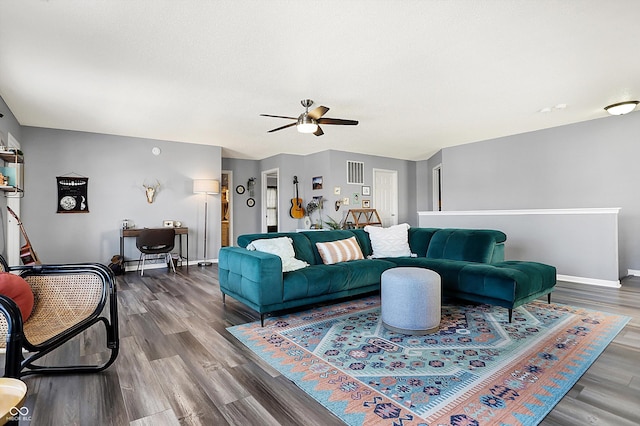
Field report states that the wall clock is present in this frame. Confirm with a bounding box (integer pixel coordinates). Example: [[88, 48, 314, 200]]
[[246, 198, 255, 207], [235, 185, 245, 194]]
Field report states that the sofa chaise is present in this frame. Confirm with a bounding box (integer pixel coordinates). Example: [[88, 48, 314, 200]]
[[218, 227, 556, 326]]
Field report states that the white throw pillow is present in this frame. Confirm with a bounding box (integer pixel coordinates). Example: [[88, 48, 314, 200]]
[[315, 237, 364, 265], [364, 223, 412, 258], [247, 237, 309, 272]]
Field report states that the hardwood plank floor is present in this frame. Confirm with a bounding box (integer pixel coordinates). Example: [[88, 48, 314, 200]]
[[2, 266, 639, 425]]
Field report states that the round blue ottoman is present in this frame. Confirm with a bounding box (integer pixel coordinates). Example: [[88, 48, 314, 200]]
[[381, 267, 441, 335]]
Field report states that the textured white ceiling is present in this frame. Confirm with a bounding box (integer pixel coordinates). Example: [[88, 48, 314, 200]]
[[1, 1, 639, 160]]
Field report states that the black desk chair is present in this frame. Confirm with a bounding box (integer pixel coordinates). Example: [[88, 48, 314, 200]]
[[0, 255, 119, 378], [136, 228, 176, 276]]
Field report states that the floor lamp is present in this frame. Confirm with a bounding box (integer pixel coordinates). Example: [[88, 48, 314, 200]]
[[193, 179, 220, 266]]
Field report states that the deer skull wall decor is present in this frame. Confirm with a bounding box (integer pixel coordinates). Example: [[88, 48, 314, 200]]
[[143, 180, 160, 203]]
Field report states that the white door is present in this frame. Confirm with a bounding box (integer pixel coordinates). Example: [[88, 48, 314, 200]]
[[373, 169, 398, 226]]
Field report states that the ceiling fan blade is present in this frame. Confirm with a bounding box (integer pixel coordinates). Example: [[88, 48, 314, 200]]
[[317, 118, 359, 126], [267, 122, 297, 133], [313, 126, 324, 136], [308, 106, 329, 120], [260, 114, 298, 120]]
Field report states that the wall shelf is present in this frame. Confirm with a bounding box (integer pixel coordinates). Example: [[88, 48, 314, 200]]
[[345, 208, 382, 228]]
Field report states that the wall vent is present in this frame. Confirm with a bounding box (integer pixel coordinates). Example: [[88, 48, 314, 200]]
[[347, 161, 364, 184]]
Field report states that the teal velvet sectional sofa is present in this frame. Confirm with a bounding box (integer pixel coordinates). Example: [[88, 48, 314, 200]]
[[218, 227, 556, 326]]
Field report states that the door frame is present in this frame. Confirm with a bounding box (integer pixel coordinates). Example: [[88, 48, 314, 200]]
[[261, 168, 279, 233], [372, 168, 398, 226], [432, 163, 442, 211], [222, 170, 233, 246]]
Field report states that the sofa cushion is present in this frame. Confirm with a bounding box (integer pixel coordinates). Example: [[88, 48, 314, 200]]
[[426, 229, 507, 263], [247, 237, 309, 272], [237, 232, 316, 265], [283, 264, 349, 301], [315, 236, 364, 265], [301, 230, 361, 265], [364, 223, 412, 258], [408, 228, 439, 257]]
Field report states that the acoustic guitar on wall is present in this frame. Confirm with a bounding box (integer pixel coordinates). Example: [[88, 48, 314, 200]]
[[7, 206, 41, 265], [290, 176, 305, 219]]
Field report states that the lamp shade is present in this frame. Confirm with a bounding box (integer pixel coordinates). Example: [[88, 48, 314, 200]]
[[193, 179, 220, 194]]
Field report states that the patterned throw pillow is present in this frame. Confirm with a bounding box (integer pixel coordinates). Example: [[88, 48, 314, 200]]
[[315, 236, 364, 265], [247, 237, 309, 272], [364, 223, 412, 258]]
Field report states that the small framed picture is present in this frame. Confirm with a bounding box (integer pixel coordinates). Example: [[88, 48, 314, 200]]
[[362, 185, 371, 196], [312, 176, 323, 190], [362, 200, 371, 208], [163, 220, 174, 227]]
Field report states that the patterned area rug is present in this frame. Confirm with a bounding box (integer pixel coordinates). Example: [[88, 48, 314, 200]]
[[228, 297, 629, 425]]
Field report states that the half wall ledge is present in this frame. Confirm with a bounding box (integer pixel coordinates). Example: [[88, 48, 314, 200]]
[[418, 208, 621, 288]]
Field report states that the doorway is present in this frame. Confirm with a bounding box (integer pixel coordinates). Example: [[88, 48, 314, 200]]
[[372, 168, 398, 226], [432, 164, 442, 211], [262, 168, 279, 233], [221, 171, 232, 246]]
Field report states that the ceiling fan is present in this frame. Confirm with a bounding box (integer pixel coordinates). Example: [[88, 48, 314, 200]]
[[261, 99, 358, 136]]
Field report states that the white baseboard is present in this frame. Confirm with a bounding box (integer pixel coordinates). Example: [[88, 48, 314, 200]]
[[124, 258, 218, 272], [557, 274, 621, 288], [627, 269, 640, 277]]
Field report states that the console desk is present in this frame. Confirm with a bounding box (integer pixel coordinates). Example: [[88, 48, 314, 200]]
[[120, 227, 189, 269]]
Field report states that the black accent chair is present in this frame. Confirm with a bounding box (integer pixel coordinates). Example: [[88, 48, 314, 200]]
[[0, 255, 119, 378], [136, 228, 176, 276]]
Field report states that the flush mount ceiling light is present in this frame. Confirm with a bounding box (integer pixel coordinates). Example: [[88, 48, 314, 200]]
[[604, 100, 639, 116]]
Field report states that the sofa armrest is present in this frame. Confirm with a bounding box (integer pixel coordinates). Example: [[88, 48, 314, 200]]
[[218, 247, 285, 311]]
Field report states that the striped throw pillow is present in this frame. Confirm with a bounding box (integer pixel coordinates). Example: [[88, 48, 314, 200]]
[[315, 236, 364, 265]]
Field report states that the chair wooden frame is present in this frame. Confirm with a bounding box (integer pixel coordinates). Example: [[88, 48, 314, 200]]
[[0, 256, 119, 378]]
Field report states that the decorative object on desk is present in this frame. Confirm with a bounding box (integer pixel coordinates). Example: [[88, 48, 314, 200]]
[[362, 199, 370, 208], [362, 185, 370, 196], [289, 175, 305, 219], [174, 221, 182, 227], [7, 206, 41, 265], [246, 198, 255, 207], [193, 179, 220, 266], [163, 220, 174, 227], [235, 184, 245, 195], [122, 218, 133, 229], [57, 175, 89, 213], [142, 179, 160, 204], [312, 175, 323, 190], [247, 177, 256, 196]]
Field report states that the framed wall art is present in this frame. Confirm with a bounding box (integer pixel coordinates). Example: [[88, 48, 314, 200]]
[[57, 175, 89, 213]]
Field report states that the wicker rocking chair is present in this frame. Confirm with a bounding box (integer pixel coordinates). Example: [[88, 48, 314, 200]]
[[0, 255, 119, 378]]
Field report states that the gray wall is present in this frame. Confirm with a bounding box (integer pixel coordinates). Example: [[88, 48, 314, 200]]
[[20, 127, 221, 264], [435, 112, 640, 277]]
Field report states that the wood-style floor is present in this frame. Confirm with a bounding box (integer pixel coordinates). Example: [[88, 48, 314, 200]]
[[2, 265, 639, 425]]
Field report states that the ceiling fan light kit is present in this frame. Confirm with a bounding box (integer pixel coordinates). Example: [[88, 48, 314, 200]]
[[604, 100, 638, 115], [261, 99, 358, 136], [297, 113, 318, 133]]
